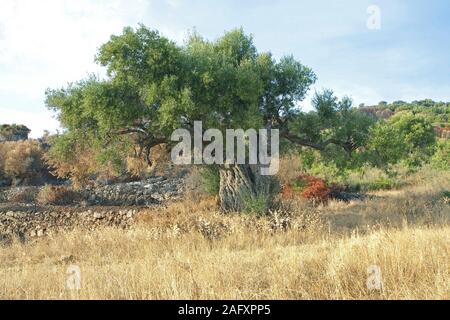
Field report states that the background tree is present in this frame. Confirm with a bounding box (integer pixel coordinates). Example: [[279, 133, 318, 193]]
[[0, 124, 31, 141], [367, 112, 436, 171]]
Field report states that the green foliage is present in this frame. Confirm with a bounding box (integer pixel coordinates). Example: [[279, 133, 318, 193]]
[[308, 161, 346, 184], [241, 192, 271, 216], [366, 121, 404, 169], [360, 99, 450, 125], [367, 112, 436, 170], [431, 140, 450, 170], [44, 132, 78, 163], [366, 177, 396, 191], [287, 90, 376, 159], [298, 149, 316, 170], [200, 166, 220, 195], [241, 176, 279, 216]]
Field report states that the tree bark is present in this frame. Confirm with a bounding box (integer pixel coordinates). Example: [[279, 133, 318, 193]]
[[218, 163, 277, 213]]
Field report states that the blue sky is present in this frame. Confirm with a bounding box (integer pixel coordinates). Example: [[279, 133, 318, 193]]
[[1, 0, 449, 137]]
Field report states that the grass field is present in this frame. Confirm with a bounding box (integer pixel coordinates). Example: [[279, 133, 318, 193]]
[[0, 169, 448, 300]]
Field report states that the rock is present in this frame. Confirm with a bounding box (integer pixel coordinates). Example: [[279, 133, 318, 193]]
[[0, 234, 12, 246], [93, 212, 104, 219], [329, 191, 365, 202]]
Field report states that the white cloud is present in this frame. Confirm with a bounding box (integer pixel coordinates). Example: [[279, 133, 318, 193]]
[[0, 0, 155, 136], [166, 0, 182, 9], [0, 0, 151, 70]]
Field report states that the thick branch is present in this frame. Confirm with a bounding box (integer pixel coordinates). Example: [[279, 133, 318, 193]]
[[282, 132, 354, 154], [281, 132, 326, 150]]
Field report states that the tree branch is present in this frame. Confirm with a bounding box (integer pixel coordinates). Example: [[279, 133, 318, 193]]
[[282, 132, 354, 154]]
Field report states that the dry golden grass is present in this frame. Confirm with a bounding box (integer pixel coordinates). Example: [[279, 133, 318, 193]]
[[0, 169, 448, 300], [0, 226, 448, 299]]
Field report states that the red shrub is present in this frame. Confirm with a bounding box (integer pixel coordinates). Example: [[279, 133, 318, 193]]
[[282, 174, 331, 202], [281, 184, 294, 199]]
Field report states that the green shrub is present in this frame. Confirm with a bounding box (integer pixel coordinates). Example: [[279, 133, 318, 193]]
[[367, 113, 436, 170], [241, 176, 280, 216], [431, 140, 450, 171], [442, 191, 450, 204], [366, 177, 395, 191], [308, 161, 348, 185], [241, 192, 270, 216], [200, 166, 220, 195]]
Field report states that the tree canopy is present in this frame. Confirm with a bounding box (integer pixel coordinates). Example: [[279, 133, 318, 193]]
[[46, 25, 376, 171], [367, 112, 436, 169]]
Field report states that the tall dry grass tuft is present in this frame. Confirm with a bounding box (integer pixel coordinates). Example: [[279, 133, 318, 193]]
[[277, 154, 304, 186]]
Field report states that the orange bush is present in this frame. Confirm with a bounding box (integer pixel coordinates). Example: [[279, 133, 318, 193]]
[[0, 140, 46, 185], [282, 174, 330, 202], [45, 141, 170, 188], [44, 146, 120, 189]]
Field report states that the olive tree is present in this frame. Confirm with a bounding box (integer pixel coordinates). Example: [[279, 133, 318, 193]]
[[46, 25, 371, 212]]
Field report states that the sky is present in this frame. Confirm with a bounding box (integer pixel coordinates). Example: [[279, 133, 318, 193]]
[[1, 0, 449, 138]]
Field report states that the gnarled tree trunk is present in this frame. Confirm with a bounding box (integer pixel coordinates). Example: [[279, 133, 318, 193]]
[[218, 164, 278, 213]]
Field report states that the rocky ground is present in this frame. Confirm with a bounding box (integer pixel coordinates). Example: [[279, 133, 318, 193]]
[[0, 175, 186, 244]]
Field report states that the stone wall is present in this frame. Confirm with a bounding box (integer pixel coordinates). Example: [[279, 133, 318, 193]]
[[0, 175, 186, 244], [0, 176, 185, 206], [83, 176, 184, 205], [0, 208, 140, 244]]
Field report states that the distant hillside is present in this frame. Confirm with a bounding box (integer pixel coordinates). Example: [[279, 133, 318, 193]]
[[358, 100, 450, 138]]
